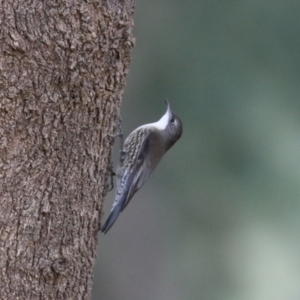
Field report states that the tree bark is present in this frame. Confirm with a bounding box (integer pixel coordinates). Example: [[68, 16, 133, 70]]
[[0, 0, 135, 299]]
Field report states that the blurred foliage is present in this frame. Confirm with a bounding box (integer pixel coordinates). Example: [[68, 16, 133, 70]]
[[93, 1, 300, 300]]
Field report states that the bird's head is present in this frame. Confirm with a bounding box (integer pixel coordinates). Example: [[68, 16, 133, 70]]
[[155, 99, 183, 150]]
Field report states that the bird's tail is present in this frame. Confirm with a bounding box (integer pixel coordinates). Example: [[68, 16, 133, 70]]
[[101, 206, 122, 234]]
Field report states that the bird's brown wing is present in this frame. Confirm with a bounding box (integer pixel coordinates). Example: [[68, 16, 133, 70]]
[[120, 129, 153, 211], [101, 129, 151, 233]]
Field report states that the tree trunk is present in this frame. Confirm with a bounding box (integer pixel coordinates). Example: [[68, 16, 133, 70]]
[[0, 0, 134, 299]]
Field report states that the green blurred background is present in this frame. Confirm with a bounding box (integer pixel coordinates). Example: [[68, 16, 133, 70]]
[[93, 1, 300, 299]]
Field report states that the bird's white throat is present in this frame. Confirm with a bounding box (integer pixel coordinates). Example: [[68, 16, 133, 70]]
[[147, 109, 170, 130]]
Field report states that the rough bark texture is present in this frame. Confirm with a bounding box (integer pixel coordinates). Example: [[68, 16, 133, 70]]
[[0, 0, 135, 299]]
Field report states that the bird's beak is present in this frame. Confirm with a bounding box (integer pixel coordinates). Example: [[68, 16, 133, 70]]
[[165, 98, 172, 115]]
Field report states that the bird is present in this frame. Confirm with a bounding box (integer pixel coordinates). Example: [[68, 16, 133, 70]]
[[101, 99, 183, 233]]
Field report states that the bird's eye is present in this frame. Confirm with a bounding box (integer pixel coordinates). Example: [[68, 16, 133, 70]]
[[170, 116, 175, 123]]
